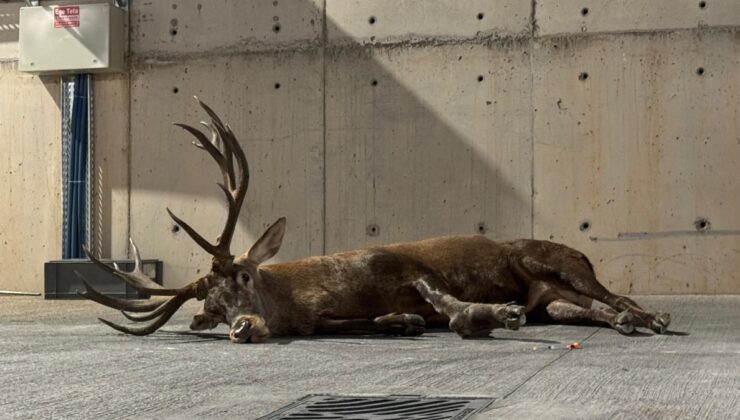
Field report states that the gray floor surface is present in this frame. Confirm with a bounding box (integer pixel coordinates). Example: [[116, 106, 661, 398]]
[[1, 296, 738, 419]]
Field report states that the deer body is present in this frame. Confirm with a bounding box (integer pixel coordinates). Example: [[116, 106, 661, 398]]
[[79, 100, 671, 343], [227, 235, 670, 341], [256, 236, 520, 335]]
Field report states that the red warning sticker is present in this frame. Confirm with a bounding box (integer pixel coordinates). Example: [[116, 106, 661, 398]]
[[54, 6, 80, 28]]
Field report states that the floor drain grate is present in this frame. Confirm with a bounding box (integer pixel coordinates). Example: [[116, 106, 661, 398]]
[[258, 394, 494, 420]]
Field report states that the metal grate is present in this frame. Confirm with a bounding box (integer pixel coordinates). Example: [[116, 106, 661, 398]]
[[258, 395, 493, 420]]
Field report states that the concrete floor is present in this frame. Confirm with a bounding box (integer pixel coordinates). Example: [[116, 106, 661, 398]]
[[1, 296, 738, 419]]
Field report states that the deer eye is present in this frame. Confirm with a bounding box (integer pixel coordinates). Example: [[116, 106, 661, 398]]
[[237, 272, 250, 284]]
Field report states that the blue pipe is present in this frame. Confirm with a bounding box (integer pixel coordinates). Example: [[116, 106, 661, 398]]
[[63, 74, 89, 259]]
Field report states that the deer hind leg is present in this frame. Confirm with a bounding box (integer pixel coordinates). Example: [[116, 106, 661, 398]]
[[601, 295, 671, 334], [316, 314, 425, 336], [524, 281, 634, 335], [544, 299, 635, 335], [413, 278, 526, 338], [522, 256, 671, 334]]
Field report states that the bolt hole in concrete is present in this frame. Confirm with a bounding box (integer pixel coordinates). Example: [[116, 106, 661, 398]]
[[367, 224, 380, 236], [477, 75, 484, 82], [694, 217, 711, 231], [368, 16, 376, 25], [696, 67, 705, 76], [274, 83, 281, 89], [172, 87, 179, 94], [371, 79, 378, 86], [581, 7, 589, 16], [477, 12, 484, 20], [579, 72, 589, 81], [171, 225, 180, 234], [169, 28, 178, 36], [699, 1, 707, 9], [579, 220, 591, 232], [273, 23, 281, 33], [476, 222, 488, 234]]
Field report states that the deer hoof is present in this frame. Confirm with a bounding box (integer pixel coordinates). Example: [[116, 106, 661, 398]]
[[402, 314, 426, 336], [381, 313, 426, 336], [650, 312, 671, 334], [499, 304, 526, 330], [613, 311, 634, 335]]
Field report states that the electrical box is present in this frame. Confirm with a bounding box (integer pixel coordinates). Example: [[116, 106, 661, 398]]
[[19, 2, 125, 74], [45, 259, 164, 299]]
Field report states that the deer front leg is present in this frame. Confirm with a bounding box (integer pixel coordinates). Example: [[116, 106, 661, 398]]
[[413, 278, 526, 338], [316, 314, 425, 336]]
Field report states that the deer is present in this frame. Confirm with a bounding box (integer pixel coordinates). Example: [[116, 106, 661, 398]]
[[78, 99, 671, 344]]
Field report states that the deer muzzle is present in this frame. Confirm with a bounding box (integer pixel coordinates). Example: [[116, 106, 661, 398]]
[[229, 314, 270, 343]]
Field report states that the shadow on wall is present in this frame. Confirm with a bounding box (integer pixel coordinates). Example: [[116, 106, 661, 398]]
[[118, 0, 532, 279]]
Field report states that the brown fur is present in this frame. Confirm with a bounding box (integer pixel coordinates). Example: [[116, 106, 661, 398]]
[[197, 233, 670, 342]]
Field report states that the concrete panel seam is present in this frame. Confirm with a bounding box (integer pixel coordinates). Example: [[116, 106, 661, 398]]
[[535, 26, 740, 48], [125, 4, 133, 258], [529, 0, 536, 240], [327, 32, 532, 53], [321, 0, 327, 256], [535, 24, 740, 40], [131, 39, 325, 68], [130, 25, 739, 69], [590, 230, 740, 242], [530, 0, 538, 37], [131, 33, 532, 68]]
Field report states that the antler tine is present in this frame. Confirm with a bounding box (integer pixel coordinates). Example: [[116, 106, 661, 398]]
[[197, 98, 250, 255], [76, 273, 166, 312], [98, 293, 192, 336], [200, 121, 234, 189], [213, 124, 249, 256], [121, 300, 176, 322], [168, 97, 250, 260], [129, 237, 144, 273], [166, 208, 220, 256], [78, 269, 205, 336], [83, 246, 180, 296], [198, 121, 222, 149], [173, 123, 231, 189]]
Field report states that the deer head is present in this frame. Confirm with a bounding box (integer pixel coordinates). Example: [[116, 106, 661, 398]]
[[78, 98, 285, 342]]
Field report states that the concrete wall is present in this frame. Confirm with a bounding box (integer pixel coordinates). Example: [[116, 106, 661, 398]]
[[0, 4, 61, 293], [0, 1, 738, 294]]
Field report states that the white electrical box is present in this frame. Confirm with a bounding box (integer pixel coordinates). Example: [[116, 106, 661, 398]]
[[19, 2, 125, 74]]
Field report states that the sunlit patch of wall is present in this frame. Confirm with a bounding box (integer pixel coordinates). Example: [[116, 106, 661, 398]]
[[0, 0, 739, 294]]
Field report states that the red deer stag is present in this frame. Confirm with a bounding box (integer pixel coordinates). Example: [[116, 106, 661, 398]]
[[78, 99, 671, 343]]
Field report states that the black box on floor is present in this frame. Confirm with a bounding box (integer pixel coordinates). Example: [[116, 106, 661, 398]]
[[44, 259, 163, 299]]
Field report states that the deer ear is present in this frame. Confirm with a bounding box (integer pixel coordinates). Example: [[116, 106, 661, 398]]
[[247, 217, 287, 265]]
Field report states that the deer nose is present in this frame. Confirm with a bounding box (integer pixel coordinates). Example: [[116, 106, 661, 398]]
[[233, 319, 251, 338]]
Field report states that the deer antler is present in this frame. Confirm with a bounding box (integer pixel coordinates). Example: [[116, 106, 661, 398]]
[[77, 238, 209, 335], [170, 98, 250, 263], [78, 99, 249, 336]]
